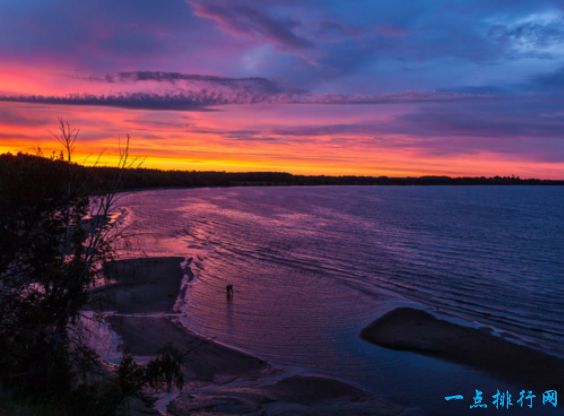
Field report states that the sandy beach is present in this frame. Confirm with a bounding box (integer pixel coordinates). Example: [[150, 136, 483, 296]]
[[93, 256, 417, 415], [91, 257, 186, 314], [361, 307, 564, 390]]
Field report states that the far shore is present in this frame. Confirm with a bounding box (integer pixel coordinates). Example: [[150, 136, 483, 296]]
[[361, 307, 564, 390], [4, 154, 564, 198]]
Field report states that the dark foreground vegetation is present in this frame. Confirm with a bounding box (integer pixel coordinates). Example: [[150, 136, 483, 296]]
[[1, 152, 562, 193], [0, 125, 183, 415]]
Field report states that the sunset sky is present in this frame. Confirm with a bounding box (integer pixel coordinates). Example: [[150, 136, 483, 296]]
[[1, 0, 564, 177]]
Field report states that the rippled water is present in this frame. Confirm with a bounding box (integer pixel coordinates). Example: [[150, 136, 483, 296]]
[[116, 186, 564, 415]]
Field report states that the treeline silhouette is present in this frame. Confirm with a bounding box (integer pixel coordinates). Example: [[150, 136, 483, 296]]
[[0, 147, 185, 415], [2, 152, 563, 191]]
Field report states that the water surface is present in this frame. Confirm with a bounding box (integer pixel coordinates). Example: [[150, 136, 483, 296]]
[[117, 186, 564, 415]]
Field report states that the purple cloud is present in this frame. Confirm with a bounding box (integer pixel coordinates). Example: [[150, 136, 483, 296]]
[[529, 65, 564, 90], [188, 0, 311, 50], [0, 87, 500, 111], [84, 71, 285, 95], [0, 93, 222, 111]]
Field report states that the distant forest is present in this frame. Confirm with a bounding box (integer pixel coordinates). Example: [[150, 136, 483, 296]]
[[2, 152, 563, 191]]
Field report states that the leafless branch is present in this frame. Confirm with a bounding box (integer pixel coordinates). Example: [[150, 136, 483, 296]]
[[53, 117, 79, 163]]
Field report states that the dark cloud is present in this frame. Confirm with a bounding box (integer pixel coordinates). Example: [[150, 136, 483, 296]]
[[300, 91, 500, 105], [0, 88, 501, 111], [0, 93, 222, 111], [189, 0, 311, 50], [528, 66, 564, 90], [86, 71, 284, 94]]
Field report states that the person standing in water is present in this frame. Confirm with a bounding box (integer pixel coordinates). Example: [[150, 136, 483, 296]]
[[226, 284, 234, 299]]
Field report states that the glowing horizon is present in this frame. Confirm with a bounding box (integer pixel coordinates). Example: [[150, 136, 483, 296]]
[[1, 1, 564, 179]]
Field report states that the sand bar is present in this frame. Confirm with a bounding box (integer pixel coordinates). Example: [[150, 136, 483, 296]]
[[361, 307, 564, 389]]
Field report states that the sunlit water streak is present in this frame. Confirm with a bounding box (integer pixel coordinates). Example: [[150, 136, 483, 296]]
[[115, 186, 564, 415]]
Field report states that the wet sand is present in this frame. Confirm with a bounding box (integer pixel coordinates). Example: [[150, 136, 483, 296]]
[[168, 375, 410, 416], [108, 315, 268, 382], [91, 257, 185, 313], [361, 307, 564, 390], [95, 257, 416, 415]]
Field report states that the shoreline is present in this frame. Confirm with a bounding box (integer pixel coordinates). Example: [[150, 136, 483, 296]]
[[93, 256, 416, 415]]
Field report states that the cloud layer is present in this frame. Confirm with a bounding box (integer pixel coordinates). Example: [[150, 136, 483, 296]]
[[0, 0, 563, 177]]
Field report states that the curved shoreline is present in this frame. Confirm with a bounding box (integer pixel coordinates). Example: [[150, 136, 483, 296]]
[[93, 256, 416, 415], [361, 307, 564, 390]]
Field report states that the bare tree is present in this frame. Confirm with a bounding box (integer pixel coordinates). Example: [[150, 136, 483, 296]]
[[54, 118, 79, 163]]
